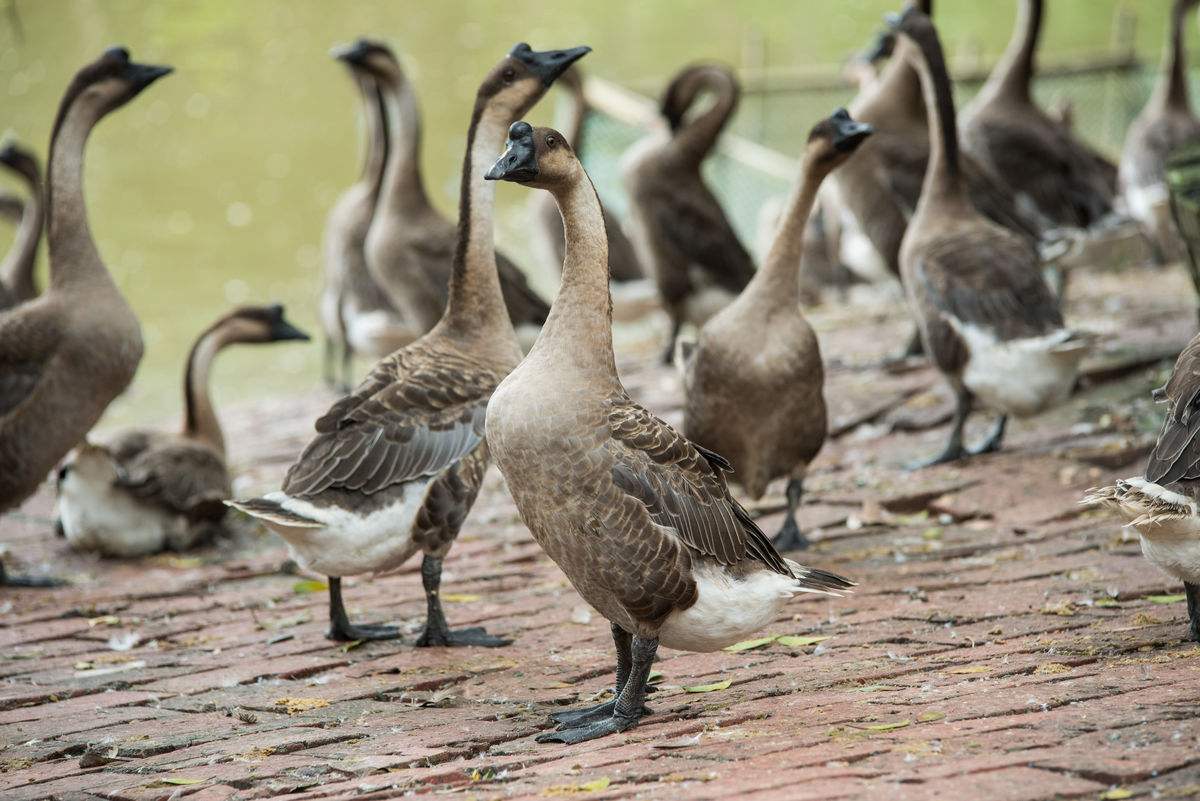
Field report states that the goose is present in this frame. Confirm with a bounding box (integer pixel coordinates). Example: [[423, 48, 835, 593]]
[[1083, 333, 1200, 642], [623, 63, 755, 363], [351, 40, 551, 349], [0, 47, 170, 513], [321, 42, 416, 392], [56, 305, 309, 557], [678, 110, 872, 553], [0, 141, 42, 310], [959, 0, 1117, 230], [0, 193, 21, 224], [531, 67, 643, 283], [484, 120, 854, 744], [893, 7, 1090, 468], [227, 43, 591, 645], [1120, 0, 1200, 262]]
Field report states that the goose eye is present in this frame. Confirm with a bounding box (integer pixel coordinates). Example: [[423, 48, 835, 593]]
[[545, 135, 557, 148], [502, 67, 516, 83]]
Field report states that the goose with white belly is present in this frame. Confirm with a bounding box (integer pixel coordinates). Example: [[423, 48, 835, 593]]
[[0, 141, 43, 310], [1084, 332, 1200, 642], [893, 7, 1090, 467], [228, 43, 591, 645], [57, 305, 309, 557], [484, 121, 853, 744]]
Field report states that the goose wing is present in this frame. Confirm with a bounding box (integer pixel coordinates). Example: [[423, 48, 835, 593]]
[[605, 394, 789, 576], [0, 305, 64, 421], [119, 441, 230, 520], [1146, 334, 1200, 487], [645, 180, 755, 294], [281, 344, 498, 498]]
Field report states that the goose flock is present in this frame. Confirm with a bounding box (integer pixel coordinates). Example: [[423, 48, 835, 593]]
[[3, 1, 1200, 744]]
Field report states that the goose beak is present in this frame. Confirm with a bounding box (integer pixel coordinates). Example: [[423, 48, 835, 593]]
[[124, 62, 173, 91], [331, 39, 370, 66], [485, 121, 538, 183], [510, 43, 591, 87], [0, 143, 17, 167], [861, 30, 896, 63], [830, 108, 873, 151], [270, 318, 311, 342]]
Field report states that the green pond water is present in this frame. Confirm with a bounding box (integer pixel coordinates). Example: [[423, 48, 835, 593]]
[[0, 0, 1181, 430]]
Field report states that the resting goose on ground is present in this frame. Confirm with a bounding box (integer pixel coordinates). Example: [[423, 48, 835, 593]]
[[1120, 0, 1200, 262], [57, 305, 309, 557], [228, 43, 590, 645], [623, 63, 755, 363], [1084, 332, 1200, 642], [485, 121, 854, 745], [893, 7, 1090, 468], [679, 109, 872, 552], [0, 48, 170, 514], [0, 141, 43, 310], [321, 41, 416, 392]]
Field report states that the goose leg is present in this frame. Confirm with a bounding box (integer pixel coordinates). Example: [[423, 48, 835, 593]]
[[908, 386, 970, 469], [661, 316, 683, 366], [326, 576, 399, 641], [1186, 583, 1200, 643], [415, 555, 510, 648], [772, 478, 810, 551], [550, 623, 653, 727], [971, 415, 1008, 456], [538, 636, 658, 744]]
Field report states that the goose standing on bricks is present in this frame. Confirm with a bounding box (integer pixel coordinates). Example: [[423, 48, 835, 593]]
[[0, 141, 43, 310], [624, 63, 755, 362], [228, 43, 591, 645], [57, 305, 309, 557], [679, 110, 873, 552], [484, 121, 853, 744], [1084, 333, 1200, 642], [321, 41, 416, 392], [1120, 0, 1200, 262], [351, 41, 551, 349], [893, 7, 1090, 468], [0, 48, 170, 515]]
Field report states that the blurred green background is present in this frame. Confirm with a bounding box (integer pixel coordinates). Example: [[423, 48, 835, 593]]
[[0, 1, 1186, 429]]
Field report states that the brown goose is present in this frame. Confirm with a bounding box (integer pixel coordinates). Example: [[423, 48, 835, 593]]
[[1120, 0, 1200, 262], [532, 67, 643, 283], [679, 110, 872, 553], [959, 0, 1116, 230], [1083, 333, 1200, 642], [485, 121, 853, 744], [0, 48, 170, 514], [321, 42, 416, 392], [0, 141, 43, 309], [56, 306, 308, 557], [623, 63, 755, 362], [894, 7, 1090, 467], [228, 43, 590, 645], [352, 41, 551, 348]]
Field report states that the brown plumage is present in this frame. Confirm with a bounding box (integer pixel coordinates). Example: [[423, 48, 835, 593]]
[[486, 121, 852, 745], [0, 48, 170, 513], [680, 110, 873, 553], [895, 8, 1089, 468], [1145, 333, 1200, 491], [959, 0, 1117, 230], [229, 43, 590, 647], [623, 63, 755, 362], [1120, 0, 1200, 261], [0, 142, 43, 309]]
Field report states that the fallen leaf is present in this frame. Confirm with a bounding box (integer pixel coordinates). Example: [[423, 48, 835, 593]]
[[777, 635, 830, 648], [1100, 789, 1133, 800], [341, 639, 365, 653], [441, 593, 481, 603], [1042, 601, 1077, 617], [292, 580, 328, 594], [683, 679, 732, 693], [647, 670, 665, 685], [917, 711, 945, 722], [159, 777, 205, 786], [541, 776, 612, 795], [723, 635, 778, 652], [88, 615, 121, 628], [1034, 662, 1071, 675], [273, 697, 331, 715], [947, 665, 989, 675], [1146, 594, 1186, 604], [1094, 598, 1120, 608], [865, 720, 910, 732]]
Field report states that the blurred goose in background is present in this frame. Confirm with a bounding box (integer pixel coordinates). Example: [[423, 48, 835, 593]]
[[1120, 0, 1200, 263], [321, 41, 416, 393], [0, 141, 43, 311], [0, 193, 21, 224], [532, 67, 643, 283], [57, 305, 309, 557], [350, 40, 550, 349], [679, 109, 872, 552], [624, 63, 755, 363], [229, 43, 590, 645], [485, 120, 853, 744], [894, 7, 1089, 468], [0, 47, 170, 516]]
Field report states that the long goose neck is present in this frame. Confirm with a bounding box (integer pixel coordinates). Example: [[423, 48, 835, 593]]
[[377, 72, 432, 218], [46, 99, 109, 290], [0, 166, 42, 301], [910, 28, 969, 211], [990, 0, 1042, 104], [182, 324, 229, 457], [361, 78, 389, 197], [1156, 0, 1193, 113], [438, 103, 519, 345], [674, 70, 738, 163], [565, 82, 588, 153], [864, 39, 925, 124], [746, 159, 824, 308], [533, 171, 615, 379]]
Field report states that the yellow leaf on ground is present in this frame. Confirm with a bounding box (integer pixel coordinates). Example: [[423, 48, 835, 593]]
[[777, 635, 830, 647], [158, 778, 204, 786], [1100, 789, 1133, 800], [1146, 594, 1186, 604], [865, 720, 910, 732], [292, 580, 328, 594], [541, 776, 612, 795], [947, 665, 989, 675], [1034, 662, 1071, 675], [273, 697, 331, 715], [917, 711, 945, 722], [683, 679, 732, 693], [442, 593, 481, 603]]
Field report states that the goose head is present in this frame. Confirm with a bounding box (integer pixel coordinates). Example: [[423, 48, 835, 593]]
[[332, 38, 400, 83], [0, 140, 39, 183], [478, 43, 591, 119], [216, 304, 311, 345], [805, 108, 874, 172], [52, 47, 171, 135], [485, 121, 579, 191], [57, 442, 121, 487], [659, 63, 738, 134]]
